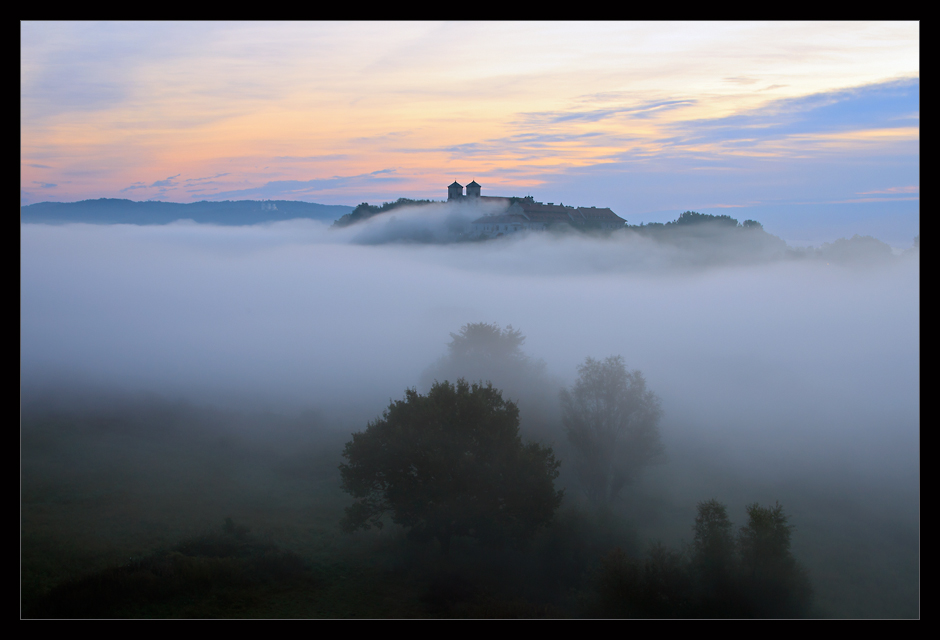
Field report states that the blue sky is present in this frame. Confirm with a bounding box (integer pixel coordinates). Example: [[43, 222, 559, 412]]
[[21, 21, 919, 245]]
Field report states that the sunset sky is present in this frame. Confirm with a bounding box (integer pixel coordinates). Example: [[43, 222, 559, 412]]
[[21, 22, 919, 245]]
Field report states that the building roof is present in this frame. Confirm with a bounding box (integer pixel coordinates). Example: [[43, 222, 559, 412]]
[[574, 207, 625, 223], [513, 201, 578, 224]]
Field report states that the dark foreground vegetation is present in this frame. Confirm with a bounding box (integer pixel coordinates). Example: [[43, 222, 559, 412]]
[[21, 394, 917, 617], [27, 520, 316, 618], [590, 500, 813, 618], [21, 324, 918, 618]]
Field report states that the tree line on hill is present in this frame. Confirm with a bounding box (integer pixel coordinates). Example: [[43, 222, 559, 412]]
[[331, 198, 438, 228], [21, 198, 910, 265], [330, 201, 905, 266]]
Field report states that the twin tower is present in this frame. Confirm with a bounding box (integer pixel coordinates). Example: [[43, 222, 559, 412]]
[[447, 180, 482, 201]]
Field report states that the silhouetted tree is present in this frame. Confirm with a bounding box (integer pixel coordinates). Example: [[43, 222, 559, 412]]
[[815, 234, 894, 264], [450, 322, 524, 358], [690, 499, 744, 617], [738, 502, 813, 617], [421, 323, 559, 442], [424, 323, 544, 385], [592, 499, 814, 618], [671, 211, 739, 227], [692, 499, 735, 578], [560, 356, 663, 502], [339, 379, 563, 554]]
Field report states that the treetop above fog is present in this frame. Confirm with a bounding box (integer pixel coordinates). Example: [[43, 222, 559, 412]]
[[631, 210, 766, 231], [421, 323, 550, 402], [447, 322, 527, 362]]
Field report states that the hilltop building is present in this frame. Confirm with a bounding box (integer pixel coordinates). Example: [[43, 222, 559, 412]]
[[447, 181, 625, 237], [448, 180, 506, 206]]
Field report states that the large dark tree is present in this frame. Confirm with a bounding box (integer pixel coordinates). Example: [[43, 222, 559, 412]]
[[560, 356, 663, 502], [339, 379, 563, 554]]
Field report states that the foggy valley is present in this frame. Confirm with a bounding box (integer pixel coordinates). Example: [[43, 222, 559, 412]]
[[20, 19, 920, 619], [20, 204, 918, 617]]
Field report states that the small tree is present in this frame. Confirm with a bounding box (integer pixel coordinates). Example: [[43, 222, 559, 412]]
[[691, 499, 744, 617], [422, 323, 546, 390], [447, 322, 526, 362], [738, 502, 813, 617], [339, 379, 563, 554], [739, 502, 793, 574], [692, 499, 735, 581], [421, 323, 559, 442], [560, 356, 663, 502], [592, 499, 814, 618]]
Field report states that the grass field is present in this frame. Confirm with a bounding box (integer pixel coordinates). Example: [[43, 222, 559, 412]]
[[21, 394, 918, 618]]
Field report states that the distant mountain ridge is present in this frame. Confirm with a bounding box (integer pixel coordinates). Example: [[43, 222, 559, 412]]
[[20, 199, 354, 226]]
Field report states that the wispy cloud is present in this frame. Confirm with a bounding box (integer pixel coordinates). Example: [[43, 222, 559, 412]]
[[121, 174, 182, 193], [199, 169, 404, 201], [830, 197, 919, 204], [518, 99, 697, 127], [706, 201, 762, 208], [857, 185, 918, 195], [724, 76, 760, 85], [19, 22, 918, 224], [150, 174, 181, 188], [667, 77, 919, 149], [183, 173, 230, 184], [442, 131, 616, 155], [441, 79, 918, 186], [272, 155, 350, 163]]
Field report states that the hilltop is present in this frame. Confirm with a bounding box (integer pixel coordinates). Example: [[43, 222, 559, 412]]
[[332, 198, 438, 228]]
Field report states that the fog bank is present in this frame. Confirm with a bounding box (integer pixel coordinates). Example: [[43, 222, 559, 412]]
[[22, 218, 917, 480]]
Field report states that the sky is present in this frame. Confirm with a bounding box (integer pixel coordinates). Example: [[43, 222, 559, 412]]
[[21, 21, 919, 245]]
